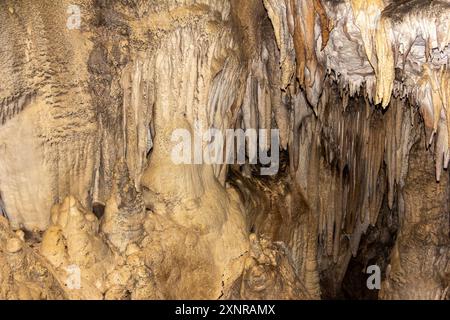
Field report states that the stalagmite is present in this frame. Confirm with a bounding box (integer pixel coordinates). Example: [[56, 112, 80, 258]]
[[100, 160, 146, 252], [41, 196, 114, 299]]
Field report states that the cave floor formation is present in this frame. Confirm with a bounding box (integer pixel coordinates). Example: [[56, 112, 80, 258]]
[[0, 0, 449, 300]]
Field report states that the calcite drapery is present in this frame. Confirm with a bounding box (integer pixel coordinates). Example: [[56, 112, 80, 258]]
[[0, 0, 449, 300]]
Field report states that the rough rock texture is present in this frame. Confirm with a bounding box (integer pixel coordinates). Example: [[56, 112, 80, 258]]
[[380, 131, 450, 299], [0, 216, 66, 299], [0, 0, 449, 300]]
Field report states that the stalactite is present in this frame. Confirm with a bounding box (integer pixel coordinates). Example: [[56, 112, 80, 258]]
[[263, 0, 331, 107], [263, 0, 296, 89], [266, 36, 290, 149], [289, 82, 421, 287], [374, 15, 394, 107], [350, 0, 385, 70], [1, 0, 450, 301], [320, 0, 450, 180]]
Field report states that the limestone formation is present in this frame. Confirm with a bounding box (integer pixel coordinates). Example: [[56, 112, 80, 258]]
[[0, 0, 449, 300]]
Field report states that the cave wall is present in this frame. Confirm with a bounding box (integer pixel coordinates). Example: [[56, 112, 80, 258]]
[[0, 0, 449, 300]]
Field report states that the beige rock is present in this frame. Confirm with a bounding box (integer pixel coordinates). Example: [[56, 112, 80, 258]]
[[0, 0, 449, 301], [6, 238, 23, 253]]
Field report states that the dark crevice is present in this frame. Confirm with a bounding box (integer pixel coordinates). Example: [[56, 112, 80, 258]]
[[93, 202, 106, 219], [341, 192, 399, 300], [0, 192, 7, 219]]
